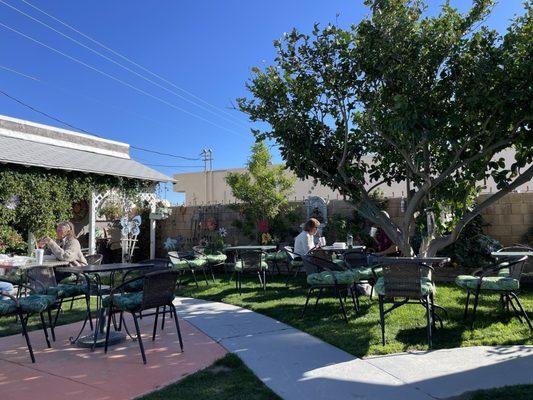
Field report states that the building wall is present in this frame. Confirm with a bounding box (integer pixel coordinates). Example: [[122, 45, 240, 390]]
[[173, 149, 527, 205]]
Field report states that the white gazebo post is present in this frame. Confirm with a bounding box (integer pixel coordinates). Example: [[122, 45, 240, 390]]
[[88, 192, 97, 256], [88, 191, 109, 256], [150, 201, 157, 259]]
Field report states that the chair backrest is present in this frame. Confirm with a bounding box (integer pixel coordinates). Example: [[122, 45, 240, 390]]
[[141, 270, 179, 311], [498, 256, 529, 281], [496, 248, 532, 278], [302, 254, 340, 275], [85, 254, 103, 265], [310, 248, 333, 261], [381, 262, 430, 298], [26, 266, 57, 290], [284, 246, 298, 261], [238, 250, 264, 269], [343, 249, 368, 269]]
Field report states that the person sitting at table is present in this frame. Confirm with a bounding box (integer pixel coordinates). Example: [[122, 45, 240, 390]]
[[39, 221, 87, 266], [0, 281, 14, 300], [294, 218, 320, 256], [370, 211, 400, 257]]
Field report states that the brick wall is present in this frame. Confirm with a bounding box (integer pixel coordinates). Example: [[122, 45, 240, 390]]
[[156, 192, 533, 255]]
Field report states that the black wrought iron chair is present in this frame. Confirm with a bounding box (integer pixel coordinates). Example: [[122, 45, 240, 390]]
[[192, 248, 227, 283], [301, 255, 359, 323], [26, 265, 92, 340], [376, 262, 436, 348], [168, 251, 210, 288], [0, 277, 56, 362], [455, 256, 531, 330], [343, 249, 381, 299], [284, 246, 303, 285], [103, 270, 183, 364], [234, 250, 269, 293], [265, 243, 287, 275]]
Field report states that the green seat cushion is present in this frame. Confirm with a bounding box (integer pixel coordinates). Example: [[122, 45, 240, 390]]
[[265, 252, 286, 261], [187, 258, 208, 268], [289, 260, 303, 269], [498, 268, 510, 277], [307, 270, 359, 286], [39, 284, 88, 298], [103, 292, 143, 312], [170, 259, 190, 270], [206, 254, 227, 265], [352, 266, 382, 280], [455, 275, 519, 291], [0, 295, 56, 315], [374, 277, 434, 296], [123, 279, 144, 292], [234, 260, 269, 271]]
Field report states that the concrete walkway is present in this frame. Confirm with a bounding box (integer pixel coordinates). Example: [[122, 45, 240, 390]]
[[174, 297, 533, 400]]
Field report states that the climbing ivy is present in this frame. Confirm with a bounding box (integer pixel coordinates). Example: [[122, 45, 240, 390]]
[[0, 164, 151, 240]]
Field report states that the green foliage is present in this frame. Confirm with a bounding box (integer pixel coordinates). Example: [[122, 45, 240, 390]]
[[238, 0, 533, 255], [269, 206, 301, 243], [226, 141, 295, 226], [0, 164, 150, 240], [0, 225, 26, 254], [205, 232, 225, 254]]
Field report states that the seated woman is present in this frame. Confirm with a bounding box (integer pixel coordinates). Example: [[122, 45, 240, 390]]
[[40, 221, 87, 266], [0, 281, 14, 300], [294, 218, 321, 256], [368, 211, 400, 264]]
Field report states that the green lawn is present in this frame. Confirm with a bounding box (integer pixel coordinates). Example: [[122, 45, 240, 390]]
[[140, 353, 280, 400], [178, 273, 533, 357]]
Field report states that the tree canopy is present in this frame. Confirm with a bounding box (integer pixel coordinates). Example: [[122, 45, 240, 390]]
[[238, 0, 532, 256], [225, 141, 295, 225]]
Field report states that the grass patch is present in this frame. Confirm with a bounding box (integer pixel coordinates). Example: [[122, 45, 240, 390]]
[[452, 384, 533, 400], [140, 353, 280, 400], [178, 273, 533, 358]]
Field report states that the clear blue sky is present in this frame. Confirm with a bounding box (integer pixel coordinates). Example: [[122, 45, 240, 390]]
[[0, 0, 525, 204]]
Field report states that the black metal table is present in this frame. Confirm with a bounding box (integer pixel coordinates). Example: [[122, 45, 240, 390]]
[[56, 262, 156, 349]]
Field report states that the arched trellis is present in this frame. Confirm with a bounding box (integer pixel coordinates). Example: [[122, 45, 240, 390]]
[[89, 191, 159, 259]]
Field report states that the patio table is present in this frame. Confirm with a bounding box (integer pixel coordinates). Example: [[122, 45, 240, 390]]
[[317, 245, 365, 253], [491, 251, 533, 257], [55, 262, 156, 349], [378, 256, 450, 265]]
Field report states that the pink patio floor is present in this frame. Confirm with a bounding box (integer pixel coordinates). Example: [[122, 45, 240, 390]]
[[0, 311, 227, 400]]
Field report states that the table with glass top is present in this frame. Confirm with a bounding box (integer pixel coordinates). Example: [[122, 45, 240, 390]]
[[55, 262, 156, 349]]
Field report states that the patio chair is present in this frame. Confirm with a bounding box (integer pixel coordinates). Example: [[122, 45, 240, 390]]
[[455, 256, 531, 330], [103, 270, 183, 364], [168, 251, 210, 288], [26, 265, 92, 340], [0, 277, 56, 362], [376, 262, 436, 348], [192, 248, 227, 283], [284, 246, 303, 284], [265, 243, 287, 274], [301, 255, 359, 323], [234, 250, 269, 293], [121, 258, 172, 293], [343, 249, 381, 299]]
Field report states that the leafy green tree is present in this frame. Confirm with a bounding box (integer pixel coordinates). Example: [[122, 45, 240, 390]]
[[226, 141, 295, 232], [238, 0, 532, 256]]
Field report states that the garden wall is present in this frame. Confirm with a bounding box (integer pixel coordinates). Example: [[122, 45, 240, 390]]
[[155, 192, 533, 256]]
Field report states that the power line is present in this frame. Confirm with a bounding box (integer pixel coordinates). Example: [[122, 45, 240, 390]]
[[18, 0, 248, 127], [0, 88, 201, 161], [0, 20, 247, 138], [0, 0, 248, 129], [0, 63, 205, 150], [137, 163, 204, 168]]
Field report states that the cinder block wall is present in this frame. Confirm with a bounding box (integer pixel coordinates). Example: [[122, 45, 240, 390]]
[[156, 192, 532, 255]]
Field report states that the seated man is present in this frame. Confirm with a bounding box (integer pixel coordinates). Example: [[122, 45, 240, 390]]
[[294, 218, 321, 256]]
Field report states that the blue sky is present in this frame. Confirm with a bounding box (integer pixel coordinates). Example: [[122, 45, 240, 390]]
[[0, 0, 525, 204]]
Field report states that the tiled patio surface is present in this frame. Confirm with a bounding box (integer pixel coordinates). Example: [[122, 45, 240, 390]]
[[0, 310, 227, 400]]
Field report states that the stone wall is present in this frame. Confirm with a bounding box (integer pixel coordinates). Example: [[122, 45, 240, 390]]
[[156, 192, 533, 255]]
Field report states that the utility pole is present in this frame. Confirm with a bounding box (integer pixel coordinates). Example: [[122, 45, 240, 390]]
[[201, 149, 214, 204]]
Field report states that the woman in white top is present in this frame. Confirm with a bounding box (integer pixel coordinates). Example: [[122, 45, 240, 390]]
[[294, 218, 321, 256]]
